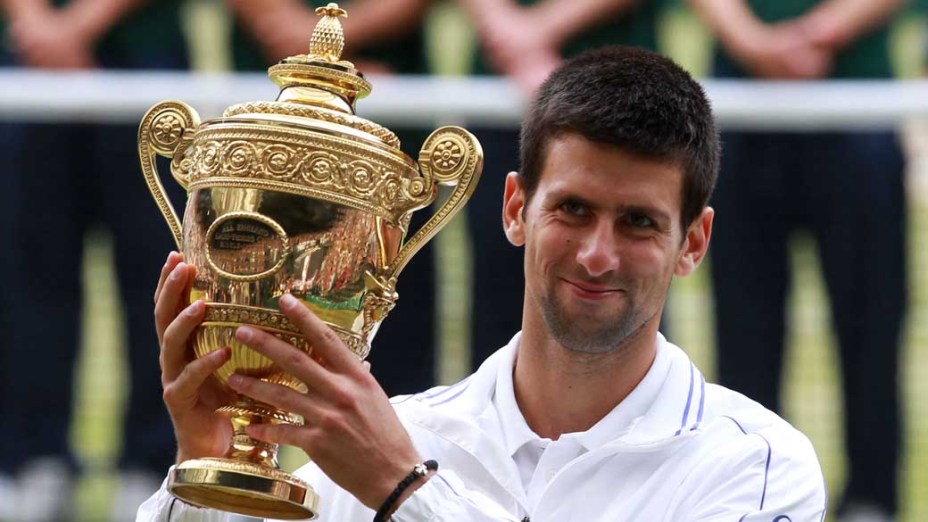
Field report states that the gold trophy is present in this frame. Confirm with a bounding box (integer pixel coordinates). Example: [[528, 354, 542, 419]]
[[137, 4, 482, 519]]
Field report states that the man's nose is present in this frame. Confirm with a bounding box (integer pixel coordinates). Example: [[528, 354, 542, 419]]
[[575, 220, 620, 277]]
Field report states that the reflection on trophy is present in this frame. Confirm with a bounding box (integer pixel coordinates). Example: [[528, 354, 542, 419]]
[[137, 3, 483, 519]]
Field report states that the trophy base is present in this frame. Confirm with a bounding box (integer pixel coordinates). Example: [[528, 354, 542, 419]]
[[168, 458, 320, 520]]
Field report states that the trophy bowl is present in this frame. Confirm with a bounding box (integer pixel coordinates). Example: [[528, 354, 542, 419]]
[[136, 4, 482, 519]]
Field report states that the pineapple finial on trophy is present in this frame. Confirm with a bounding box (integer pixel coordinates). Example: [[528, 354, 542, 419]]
[[309, 2, 348, 63], [266, 1, 370, 113]]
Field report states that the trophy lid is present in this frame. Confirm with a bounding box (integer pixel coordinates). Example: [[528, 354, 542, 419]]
[[221, 3, 402, 151]]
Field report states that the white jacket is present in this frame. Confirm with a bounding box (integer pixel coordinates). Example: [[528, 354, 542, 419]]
[[138, 333, 827, 521]]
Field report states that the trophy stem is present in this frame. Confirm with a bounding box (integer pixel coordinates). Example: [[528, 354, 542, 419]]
[[166, 398, 319, 519], [225, 410, 280, 469]]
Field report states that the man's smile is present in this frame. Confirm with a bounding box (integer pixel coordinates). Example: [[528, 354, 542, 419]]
[[560, 278, 624, 300]]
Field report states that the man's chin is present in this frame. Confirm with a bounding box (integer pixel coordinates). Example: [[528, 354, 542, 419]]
[[548, 319, 630, 354], [545, 307, 654, 356]]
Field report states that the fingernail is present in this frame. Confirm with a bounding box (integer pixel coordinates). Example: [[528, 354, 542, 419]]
[[228, 374, 243, 387], [171, 262, 186, 280], [186, 300, 204, 316], [280, 294, 297, 310], [236, 326, 255, 342]]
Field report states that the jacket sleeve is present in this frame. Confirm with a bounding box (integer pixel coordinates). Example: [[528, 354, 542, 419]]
[[676, 424, 828, 522], [298, 461, 521, 522], [391, 470, 523, 522]]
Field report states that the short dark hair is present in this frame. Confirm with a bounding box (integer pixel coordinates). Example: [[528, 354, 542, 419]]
[[519, 46, 720, 228]]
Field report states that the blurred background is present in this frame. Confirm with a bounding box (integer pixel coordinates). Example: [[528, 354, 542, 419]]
[[0, 0, 927, 520]]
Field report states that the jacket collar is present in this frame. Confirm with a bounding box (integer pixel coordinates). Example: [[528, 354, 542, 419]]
[[491, 332, 675, 456], [397, 331, 707, 448], [392, 332, 708, 506]]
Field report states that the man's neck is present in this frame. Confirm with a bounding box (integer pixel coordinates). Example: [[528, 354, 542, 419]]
[[512, 317, 658, 441]]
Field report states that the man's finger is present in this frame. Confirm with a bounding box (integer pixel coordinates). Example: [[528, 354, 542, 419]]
[[244, 423, 307, 450], [233, 325, 333, 394], [161, 300, 206, 381], [154, 251, 183, 305], [278, 294, 361, 373], [164, 346, 230, 403], [228, 374, 317, 420], [155, 262, 193, 345]]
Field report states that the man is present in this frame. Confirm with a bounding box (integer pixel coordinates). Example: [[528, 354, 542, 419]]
[[138, 47, 827, 521], [689, 1, 907, 519]]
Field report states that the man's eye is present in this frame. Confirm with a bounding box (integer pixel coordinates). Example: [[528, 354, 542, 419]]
[[561, 201, 587, 216], [628, 213, 654, 228]]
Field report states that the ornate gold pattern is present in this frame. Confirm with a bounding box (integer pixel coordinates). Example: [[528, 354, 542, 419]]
[[153, 113, 183, 149], [423, 130, 475, 182], [204, 303, 300, 334], [361, 291, 396, 341], [267, 62, 370, 99], [138, 100, 201, 248], [431, 139, 464, 173], [176, 457, 300, 478], [223, 101, 400, 149], [184, 126, 433, 223], [201, 303, 369, 358], [387, 126, 483, 280], [310, 3, 348, 63], [217, 404, 301, 425]]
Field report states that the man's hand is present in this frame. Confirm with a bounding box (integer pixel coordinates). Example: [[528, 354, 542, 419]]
[[226, 294, 423, 511], [154, 252, 234, 464]]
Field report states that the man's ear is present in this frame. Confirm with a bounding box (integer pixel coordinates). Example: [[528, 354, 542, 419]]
[[502, 171, 526, 246], [675, 207, 714, 277]]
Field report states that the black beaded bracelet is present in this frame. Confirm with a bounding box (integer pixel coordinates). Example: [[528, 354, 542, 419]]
[[372, 460, 438, 522]]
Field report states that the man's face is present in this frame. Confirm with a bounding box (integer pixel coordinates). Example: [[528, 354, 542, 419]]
[[503, 134, 711, 355]]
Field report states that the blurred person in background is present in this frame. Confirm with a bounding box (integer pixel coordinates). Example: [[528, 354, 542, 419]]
[[224, 0, 436, 397], [0, 0, 188, 520], [689, 1, 908, 521], [457, 0, 664, 369]]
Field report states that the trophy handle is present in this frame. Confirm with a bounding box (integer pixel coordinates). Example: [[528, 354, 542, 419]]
[[387, 126, 483, 282], [138, 100, 201, 249]]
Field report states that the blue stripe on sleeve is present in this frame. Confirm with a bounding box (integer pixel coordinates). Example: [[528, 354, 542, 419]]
[[722, 416, 772, 511]]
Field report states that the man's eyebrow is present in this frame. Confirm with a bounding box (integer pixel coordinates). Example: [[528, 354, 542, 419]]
[[621, 205, 672, 222], [541, 189, 591, 205]]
